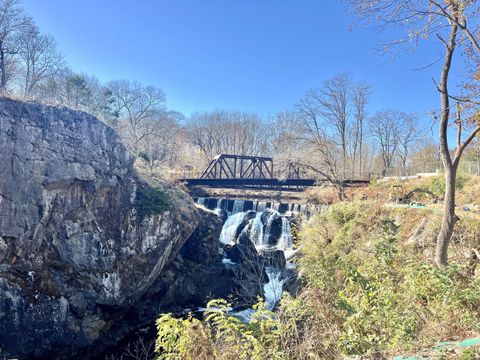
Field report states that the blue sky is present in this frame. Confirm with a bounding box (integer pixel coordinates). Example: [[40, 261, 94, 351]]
[[23, 0, 445, 129]]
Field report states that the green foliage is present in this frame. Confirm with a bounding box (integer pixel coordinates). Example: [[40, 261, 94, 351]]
[[460, 347, 480, 360], [374, 219, 399, 265], [154, 202, 480, 359], [300, 202, 480, 356], [368, 176, 380, 188], [155, 299, 286, 360], [134, 187, 169, 219], [427, 172, 470, 195], [156, 313, 212, 359]]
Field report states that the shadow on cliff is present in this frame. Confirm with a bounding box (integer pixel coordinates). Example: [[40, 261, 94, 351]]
[[0, 98, 230, 360]]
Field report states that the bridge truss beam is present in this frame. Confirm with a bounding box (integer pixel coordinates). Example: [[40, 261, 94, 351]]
[[200, 154, 274, 180]]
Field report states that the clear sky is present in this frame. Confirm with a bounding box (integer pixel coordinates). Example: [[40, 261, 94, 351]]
[[22, 0, 445, 128]]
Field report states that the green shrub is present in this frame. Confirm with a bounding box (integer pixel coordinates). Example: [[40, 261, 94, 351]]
[[134, 187, 169, 219], [427, 172, 470, 195], [155, 299, 287, 360], [154, 202, 480, 359], [300, 202, 480, 356], [460, 347, 480, 360]]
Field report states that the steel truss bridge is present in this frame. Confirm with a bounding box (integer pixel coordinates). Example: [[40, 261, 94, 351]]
[[181, 154, 369, 192]]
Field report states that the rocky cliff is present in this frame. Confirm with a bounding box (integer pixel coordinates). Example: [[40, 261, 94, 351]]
[[0, 98, 223, 359]]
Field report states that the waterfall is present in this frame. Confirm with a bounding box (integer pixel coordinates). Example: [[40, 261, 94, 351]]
[[198, 198, 298, 316], [216, 198, 225, 211], [264, 267, 285, 311], [232, 200, 245, 214], [195, 197, 301, 317], [219, 212, 246, 245], [276, 217, 293, 252], [261, 210, 277, 249], [256, 201, 267, 212], [249, 212, 264, 249], [196, 197, 310, 216]]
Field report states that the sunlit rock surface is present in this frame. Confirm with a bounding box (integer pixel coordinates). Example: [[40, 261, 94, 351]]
[[0, 98, 206, 359]]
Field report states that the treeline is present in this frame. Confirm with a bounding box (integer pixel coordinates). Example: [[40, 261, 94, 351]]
[[3, 0, 439, 181]]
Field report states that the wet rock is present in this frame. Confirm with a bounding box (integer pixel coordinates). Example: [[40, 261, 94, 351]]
[[180, 211, 223, 264], [216, 209, 228, 223], [234, 210, 257, 239], [261, 209, 284, 247], [129, 212, 233, 313], [262, 250, 286, 269], [282, 266, 300, 297], [225, 226, 258, 264], [278, 203, 288, 213]]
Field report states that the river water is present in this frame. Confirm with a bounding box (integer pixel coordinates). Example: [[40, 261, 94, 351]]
[[197, 197, 302, 312]]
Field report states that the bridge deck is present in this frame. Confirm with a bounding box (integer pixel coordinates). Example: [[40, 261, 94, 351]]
[[181, 178, 369, 191]]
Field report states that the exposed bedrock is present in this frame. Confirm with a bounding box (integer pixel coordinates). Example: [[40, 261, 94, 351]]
[[0, 98, 225, 359]]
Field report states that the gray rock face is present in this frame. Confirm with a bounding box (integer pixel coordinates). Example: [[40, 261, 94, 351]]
[[0, 99, 201, 359]]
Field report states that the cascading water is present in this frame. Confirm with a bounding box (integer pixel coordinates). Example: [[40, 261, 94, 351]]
[[198, 197, 298, 312], [232, 200, 245, 214], [263, 268, 285, 310], [219, 212, 246, 246], [249, 212, 264, 248]]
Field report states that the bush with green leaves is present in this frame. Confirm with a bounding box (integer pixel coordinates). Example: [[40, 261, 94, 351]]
[[155, 202, 480, 359], [134, 187, 169, 219], [155, 299, 290, 360], [427, 172, 470, 196], [300, 202, 480, 356], [461, 347, 480, 360]]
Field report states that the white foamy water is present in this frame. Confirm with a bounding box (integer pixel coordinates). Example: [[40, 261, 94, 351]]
[[222, 258, 236, 268], [232, 200, 245, 214], [249, 212, 264, 248], [264, 267, 285, 311], [196, 197, 300, 316], [276, 217, 293, 252], [219, 212, 246, 245]]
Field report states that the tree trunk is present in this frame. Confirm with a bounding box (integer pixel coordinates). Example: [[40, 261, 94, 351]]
[[337, 184, 346, 201], [435, 166, 458, 266], [0, 49, 6, 93], [434, 20, 458, 267], [359, 125, 363, 177]]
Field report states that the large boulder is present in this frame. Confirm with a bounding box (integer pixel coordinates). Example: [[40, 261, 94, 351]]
[[262, 249, 286, 270], [95, 208, 231, 358], [233, 210, 257, 239], [0, 99, 201, 359], [147, 209, 233, 310], [261, 209, 285, 247]]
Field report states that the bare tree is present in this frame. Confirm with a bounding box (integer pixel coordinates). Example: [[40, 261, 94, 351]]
[[295, 74, 373, 185], [351, 82, 371, 176], [184, 110, 271, 163], [411, 142, 440, 173], [270, 110, 306, 177], [369, 110, 401, 173], [296, 91, 347, 200], [397, 113, 422, 174], [0, 0, 32, 93], [323, 74, 350, 178], [108, 80, 166, 157], [17, 24, 64, 98], [300, 74, 352, 178], [105, 337, 155, 360], [141, 111, 183, 174], [344, 0, 480, 266], [185, 111, 222, 161]]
